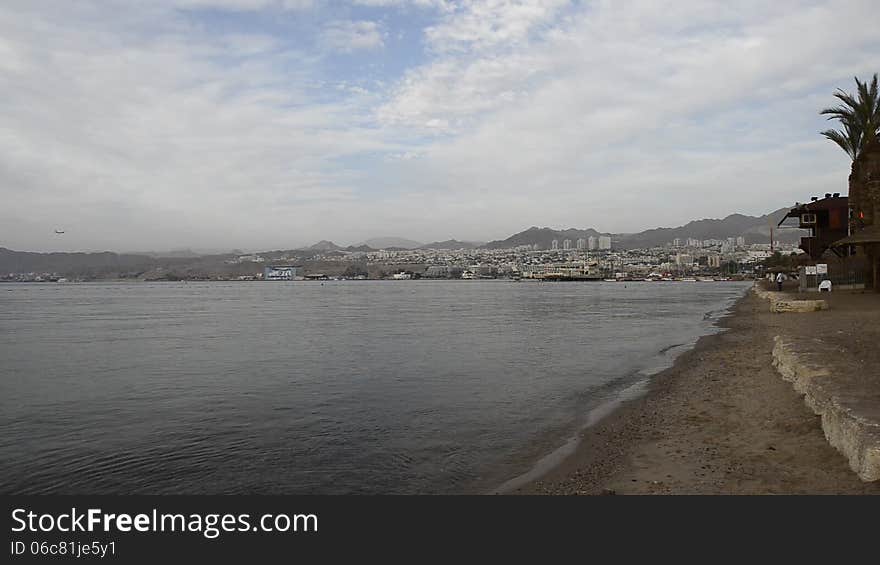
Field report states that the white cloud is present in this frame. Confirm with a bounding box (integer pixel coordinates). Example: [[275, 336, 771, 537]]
[[172, 0, 314, 11], [425, 0, 570, 52], [2, 0, 879, 251], [375, 0, 879, 238], [0, 3, 398, 251], [352, 0, 451, 8], [320, 20, 385, 53]]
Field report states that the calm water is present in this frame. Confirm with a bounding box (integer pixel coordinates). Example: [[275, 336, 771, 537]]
[[0, 280, 748, 494]]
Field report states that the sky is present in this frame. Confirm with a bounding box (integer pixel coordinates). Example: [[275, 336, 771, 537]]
[[2, 0, 878, 252]]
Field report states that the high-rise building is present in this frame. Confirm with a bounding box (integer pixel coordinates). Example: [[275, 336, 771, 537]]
[[672, 238, 682, 247], [576, 238, 586, 250], [551, 239, 559, 250], [598, 235, 612, 250], [563, 239, 572, 250], [588, 236, 598, 250], [736, 236, 745, 247]]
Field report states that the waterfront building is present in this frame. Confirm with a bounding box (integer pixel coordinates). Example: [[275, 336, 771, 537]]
[[264, 266, 298, 280], [424, 265, 450, 278], [780, 194, 849, 259]]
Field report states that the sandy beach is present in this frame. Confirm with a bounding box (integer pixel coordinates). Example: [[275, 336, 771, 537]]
[[515, 287, 880, 494]]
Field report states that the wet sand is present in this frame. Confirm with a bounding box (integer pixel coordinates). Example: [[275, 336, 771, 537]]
[[515, 289, 880, 494]]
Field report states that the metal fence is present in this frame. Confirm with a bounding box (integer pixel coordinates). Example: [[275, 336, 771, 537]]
[[798, 256, 869, 291]]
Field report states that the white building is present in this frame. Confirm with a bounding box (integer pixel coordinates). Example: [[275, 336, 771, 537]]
[[588, 236, 598, 250], [562, 239, 572, 250], [675, 253, 694, 266], [264, 266, 298, 280], [598, 235, 612, 250]]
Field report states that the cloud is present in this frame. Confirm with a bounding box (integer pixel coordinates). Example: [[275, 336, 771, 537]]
[[2, 0, 879, 251], [425, 0, 570, 52], [172, 0, 314, 11], [320, 20, 385, 53], [0, 2, 398, 251], [352, 0, 450, 8], [374, 0, 879, 238]]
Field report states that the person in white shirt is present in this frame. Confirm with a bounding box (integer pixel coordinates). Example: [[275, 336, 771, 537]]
[[775, 272, 785, 291]]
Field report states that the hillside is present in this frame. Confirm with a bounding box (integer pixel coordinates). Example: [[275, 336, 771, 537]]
[[483, 227, 606, 249], [0, 248, 157, 277], [421, 240, 483, 250], [484, 208, 803, 250]]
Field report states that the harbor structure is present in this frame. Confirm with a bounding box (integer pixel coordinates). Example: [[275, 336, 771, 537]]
[[263, 265, 299, 280]]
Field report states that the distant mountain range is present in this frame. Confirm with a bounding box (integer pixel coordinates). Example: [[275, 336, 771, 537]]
[[421, 239, 484, 250], [361, 237, 424, 250], [1, 207, 805, 276], [0, 247, 158, 275], [484, 227, 606, 249], [485, 208, 801, 250], [614, 207, 801, 249], [299, 238, 484, 252]]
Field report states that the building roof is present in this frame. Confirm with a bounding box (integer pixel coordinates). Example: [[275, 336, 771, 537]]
[[831, 225, 880, 247], [778, 195, 848, 226]]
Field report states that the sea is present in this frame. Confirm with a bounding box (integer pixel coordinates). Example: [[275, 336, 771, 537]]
[[0, 280, 749, 494]]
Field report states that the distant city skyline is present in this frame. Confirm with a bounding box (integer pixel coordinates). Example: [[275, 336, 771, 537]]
[[2, 1, 876, 252]]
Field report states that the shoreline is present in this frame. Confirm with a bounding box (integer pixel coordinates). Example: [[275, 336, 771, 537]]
[[510, 289, 879, 494], [490, 299, 735, 495], [487, 289, 742, 495]]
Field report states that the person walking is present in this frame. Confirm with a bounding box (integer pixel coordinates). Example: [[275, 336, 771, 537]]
[[775, 271, 784, 291]]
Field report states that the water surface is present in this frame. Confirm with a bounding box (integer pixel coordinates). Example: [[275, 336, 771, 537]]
[[0, 280, 747, 494]]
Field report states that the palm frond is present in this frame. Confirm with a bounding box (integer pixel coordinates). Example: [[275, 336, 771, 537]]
[[821, 129, 859, 160], [820, 73, 880, 160]]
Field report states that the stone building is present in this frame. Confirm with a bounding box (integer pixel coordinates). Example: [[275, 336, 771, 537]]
[[834, 140, 880, 289]]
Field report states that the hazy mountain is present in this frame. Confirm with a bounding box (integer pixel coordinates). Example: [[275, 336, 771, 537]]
[[0, 247, 156, 275], [421, 240, 484, 250], [362, 237, 424, 250], [302, 240, 342, 252], [344, 244, 375, 252], [125, 248, 203, 258], [613, 208, 802, 249], [484, 208, 804, 250], [483, 227, 606, 249]]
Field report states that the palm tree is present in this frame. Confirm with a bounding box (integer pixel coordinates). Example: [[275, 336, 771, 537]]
[[820, 73, 880, 161]]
